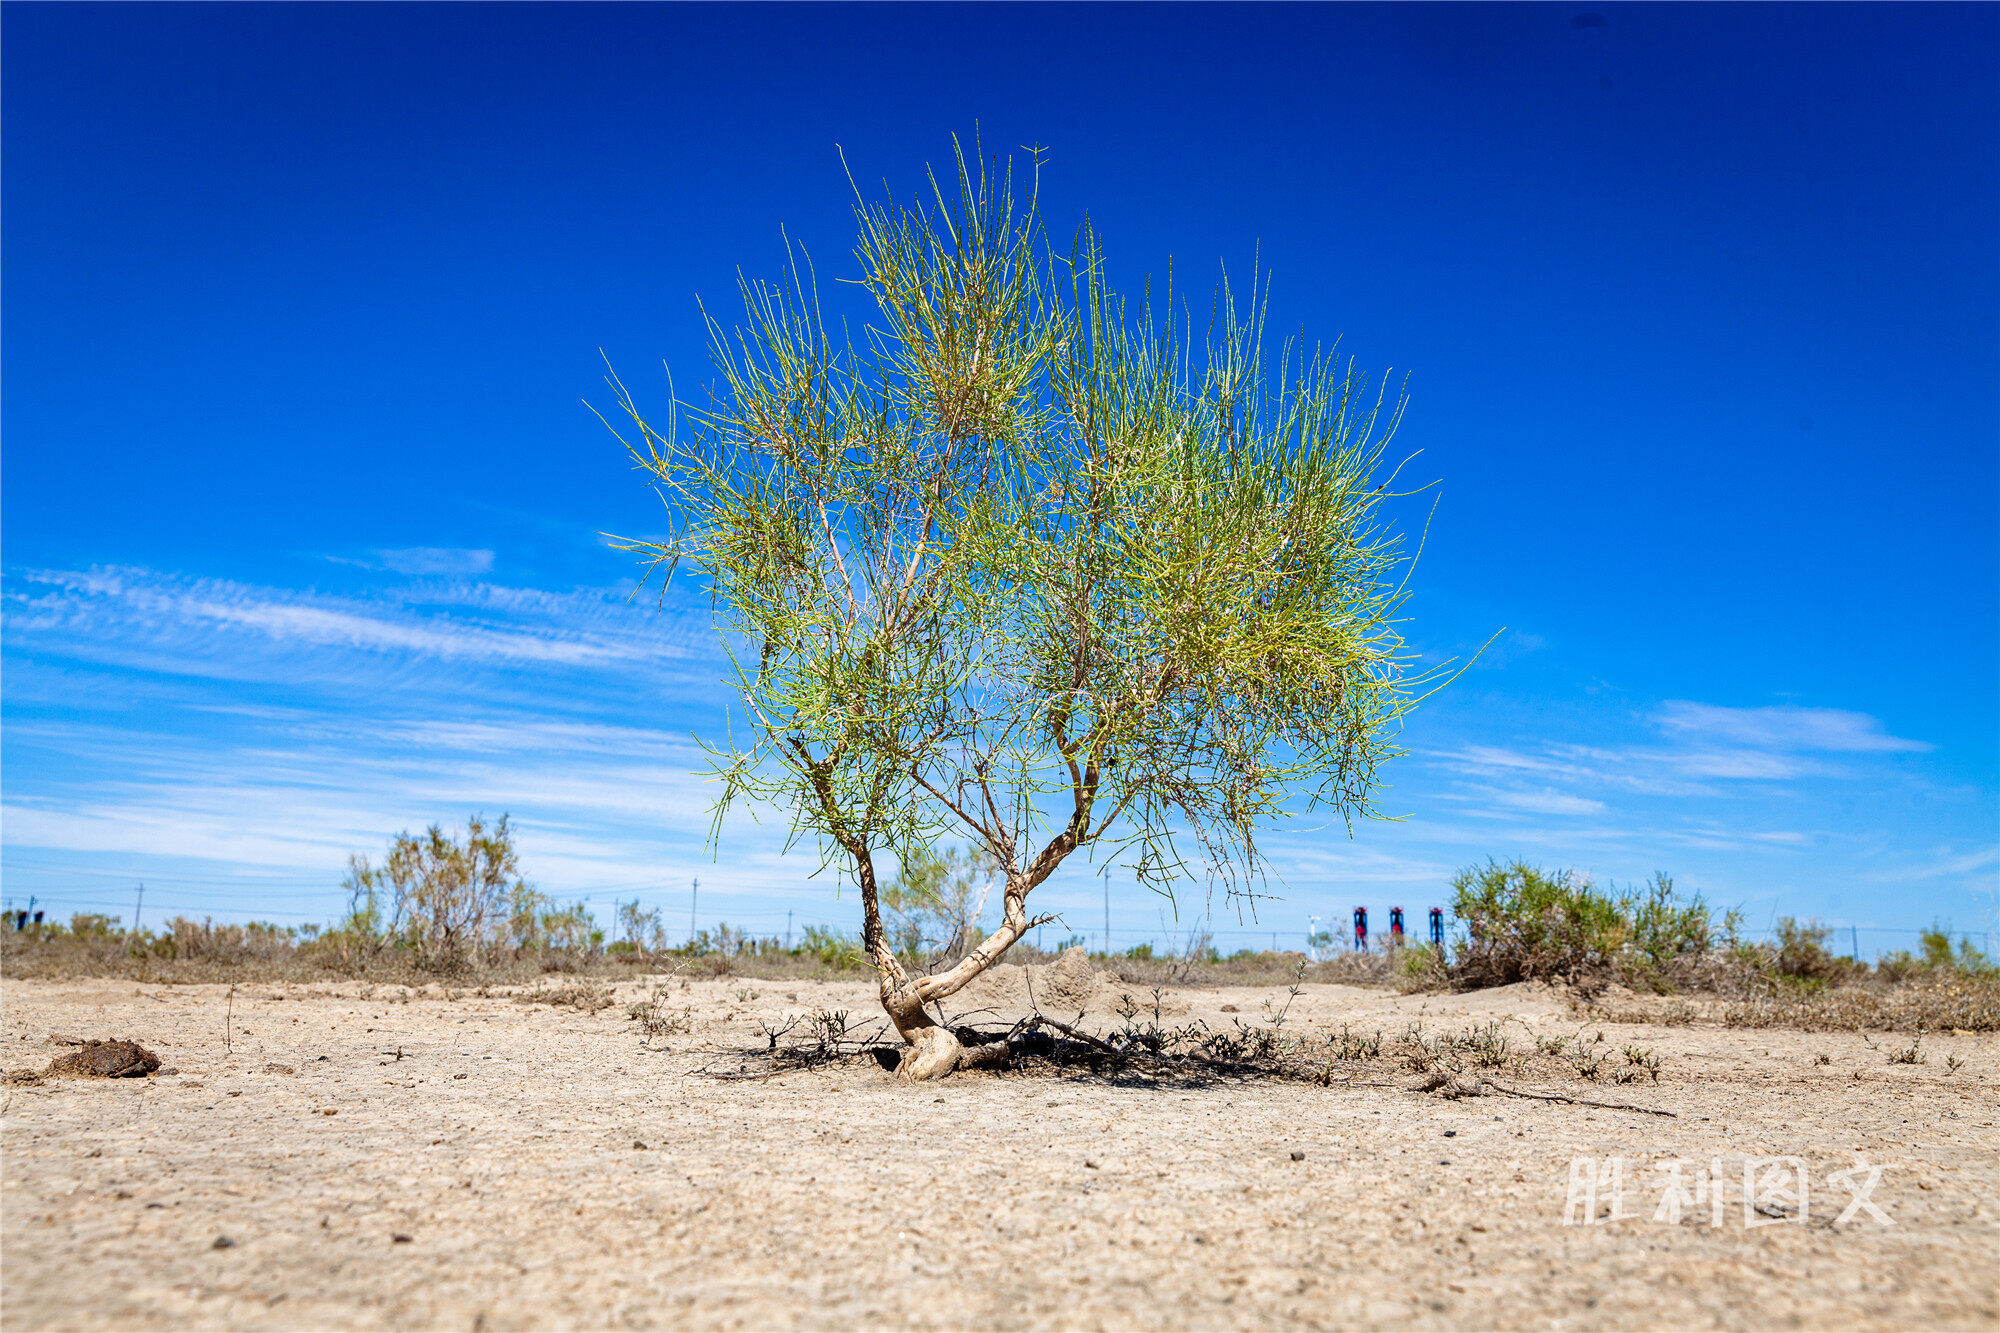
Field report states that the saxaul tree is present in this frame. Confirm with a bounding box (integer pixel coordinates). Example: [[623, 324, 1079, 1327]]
[[600, 140, 1445, 1078]]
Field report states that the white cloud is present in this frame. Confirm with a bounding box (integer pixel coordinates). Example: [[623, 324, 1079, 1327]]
[[4, 565, 711, 675], [374, 547, 496, 576], [1655, 701, 1930, 754], [1479, 787, 1607, 816]]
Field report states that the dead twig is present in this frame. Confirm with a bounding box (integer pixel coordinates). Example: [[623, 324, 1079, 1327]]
[[1026, 1013, 1124, 1058], [1477, 1077, 1678, 1117]]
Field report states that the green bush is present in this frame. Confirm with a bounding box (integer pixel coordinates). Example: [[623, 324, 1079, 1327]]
[[1877, 923, 1997, 982], [797, 925, 864, 970], [1442, 860, 1746, 990], [1449, 860, 1631, 986], [68, 913, 121, 940], [1628, 873, 1729, 972]]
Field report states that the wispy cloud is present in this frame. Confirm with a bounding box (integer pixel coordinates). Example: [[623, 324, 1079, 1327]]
[[1428, 700, 1926, 808], [1460, 786, 1607, 816], [374, 547, 495, 576], [4, 565, 712, 675], [1656, 701, 1931, 754], [2, 561, 1987, 941]]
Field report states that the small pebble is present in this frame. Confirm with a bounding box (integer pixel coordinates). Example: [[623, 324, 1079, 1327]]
[[1290, 1150, 1306, 1161], [157, 1067, 180, 1076], [1085, 1159, 1100, 1169], [212, 1235, 235, 1250], [392, 1233, 413, 1244], [1444, 1130, 1457, 1137], [453, 1073, 468, 1080], [632, 1140, 648, 1150]]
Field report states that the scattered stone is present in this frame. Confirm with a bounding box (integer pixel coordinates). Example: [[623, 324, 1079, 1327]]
[[392, 1233, 413, 1244], [212, 1235, 236, 1250], [453, 1073, 468, 1080], [632, 1140, 648, 1150], [1220, 1004, 1240, 1013], [157, 1067, 180, 1077], [46, 1040, 160, 1079], [1290, 1150, 1306, 1161], [1085, 1159, 1101, 1169], [4, 1069, 45, 1086], [1444, 1130, 1457, 1137]]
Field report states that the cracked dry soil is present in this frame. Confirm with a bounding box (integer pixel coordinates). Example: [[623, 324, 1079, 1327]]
[[1, 975, 1995, 1330]]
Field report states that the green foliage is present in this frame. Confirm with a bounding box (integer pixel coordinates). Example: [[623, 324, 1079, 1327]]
[[68, 913, 121, 940], [1878, 922, 1998, 982], [880, 845, 997, 964], [1626, 872, 1723, 972], [616, 898, 667, 952], [333, 814, 593, 972], [599, 137, 1444, 1019], [797, 924, 865, 970], [1442, 860, 1745, 990], [1449, 860, 1631, 986], [1770, 917, 1846, 988]]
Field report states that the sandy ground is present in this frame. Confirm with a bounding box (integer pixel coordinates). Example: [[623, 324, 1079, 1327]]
[[2, 972, 1995, 1331]]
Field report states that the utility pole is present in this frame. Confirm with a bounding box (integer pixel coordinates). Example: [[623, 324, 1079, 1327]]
[[690, 877, 699, 945], [133, 883, 145, 937], [785, 909, 793, 951]]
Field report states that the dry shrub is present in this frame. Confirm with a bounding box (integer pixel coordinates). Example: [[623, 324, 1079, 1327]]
[[1723, 976, 2000, 1033], [517, 979, 615, 1013], [1567, 992, 1703, 1026]]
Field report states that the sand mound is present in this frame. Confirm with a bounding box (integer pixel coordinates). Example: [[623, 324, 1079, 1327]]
[[948, 949, 1105, 1014], [953, 962, 1025, 1011], [1028, 946, 1100, 1012]]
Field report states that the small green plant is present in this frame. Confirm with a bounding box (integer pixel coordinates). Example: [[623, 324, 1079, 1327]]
[[1327, 1023, 1383, 1061], [1467, 1021, 1511, 1068], [628, 987, 693, 1040], [1887, 1035, 1926, 1065], [1622, 1045, 1661, 1080]]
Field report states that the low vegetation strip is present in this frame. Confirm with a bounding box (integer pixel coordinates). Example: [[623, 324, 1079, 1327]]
[[6, 840, 1994, 1033]]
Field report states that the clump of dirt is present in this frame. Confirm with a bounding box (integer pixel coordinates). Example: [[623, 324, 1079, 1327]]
[[1029, 946, 1102, 1012], [44, 1039, 160, 1078], [957, 962, 1028, 1009]]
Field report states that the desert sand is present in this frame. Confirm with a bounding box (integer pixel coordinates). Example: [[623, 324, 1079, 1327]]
[[2, 972, 1995, 1330]]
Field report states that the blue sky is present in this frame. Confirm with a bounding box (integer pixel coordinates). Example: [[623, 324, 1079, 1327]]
[[4, 3, 1995, 956]]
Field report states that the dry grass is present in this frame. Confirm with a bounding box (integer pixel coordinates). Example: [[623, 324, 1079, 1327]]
[[1719, 976, 2000, 1033]]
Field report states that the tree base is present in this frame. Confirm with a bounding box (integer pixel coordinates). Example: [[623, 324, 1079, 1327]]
[[894, 1026, 1011, 1080]]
